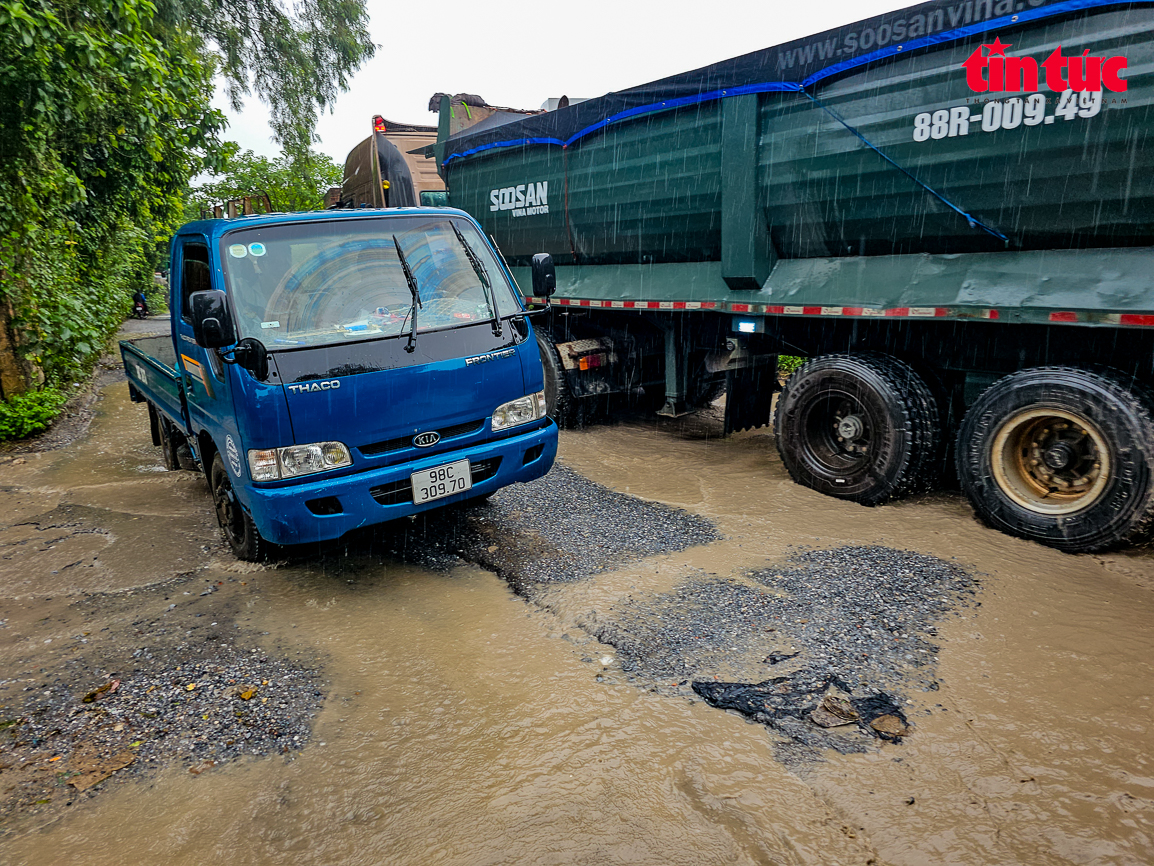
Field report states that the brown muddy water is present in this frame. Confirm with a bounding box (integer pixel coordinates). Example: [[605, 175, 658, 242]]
[[1, 382, 1153, 866]]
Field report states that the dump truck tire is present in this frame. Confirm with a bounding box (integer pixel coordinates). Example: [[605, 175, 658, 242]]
[[210, 453, 267, 561], [956, 366, 1154, 553], [774, 353, 941, 506], [535, 329, 573, 428]]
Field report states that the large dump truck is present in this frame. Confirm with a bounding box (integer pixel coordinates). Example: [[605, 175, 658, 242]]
[[430, 0, 1154, 554], [340, 116, 446, 209]]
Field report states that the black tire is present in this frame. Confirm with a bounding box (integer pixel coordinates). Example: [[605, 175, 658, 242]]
[[773, 353, 941, 506], [147, 402, 162, 447], [210, 453, 266, 561], [956, 366, 1154, 553], [535, 328, 574, 427], [158, 416, 180, 471]]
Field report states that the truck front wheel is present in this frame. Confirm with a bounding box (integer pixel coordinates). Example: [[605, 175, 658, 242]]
[[774, 353, 941, 506], [956, 367, 1154, 552], [210, 453, 267, 561], [535, 329, 573, 427]]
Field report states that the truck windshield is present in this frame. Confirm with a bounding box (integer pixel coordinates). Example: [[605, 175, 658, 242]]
[[218, 216, 521, 347]]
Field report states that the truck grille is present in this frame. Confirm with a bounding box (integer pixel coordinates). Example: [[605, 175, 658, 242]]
[[370, 457, 502, 506], [360, 419, 485, 457]]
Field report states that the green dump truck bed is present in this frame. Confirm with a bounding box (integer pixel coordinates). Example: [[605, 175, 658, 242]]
[[440, 0, 1154, 322]]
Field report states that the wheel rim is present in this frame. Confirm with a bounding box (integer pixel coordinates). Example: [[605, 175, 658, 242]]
[[799, 388, 877, 474], [990, 408, 1110, 515], [213, 469, 245, 545]]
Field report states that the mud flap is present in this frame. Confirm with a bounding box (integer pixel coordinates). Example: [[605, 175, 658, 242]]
[[554, 337, 618, 399], [724, 365, 776, 435]]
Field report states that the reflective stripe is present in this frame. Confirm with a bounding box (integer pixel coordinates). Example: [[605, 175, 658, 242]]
[[528, 298, 1154, 326]]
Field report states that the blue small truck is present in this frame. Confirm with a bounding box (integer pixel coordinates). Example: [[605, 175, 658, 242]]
[[121, 208, 559, 560]]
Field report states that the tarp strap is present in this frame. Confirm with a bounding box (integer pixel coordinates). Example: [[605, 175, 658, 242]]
[[563, 147, 579, 262], [441, 0, 1135, 166], [799, 90, 1009, 244]]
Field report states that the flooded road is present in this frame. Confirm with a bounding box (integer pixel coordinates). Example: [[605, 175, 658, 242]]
[[2, 376, 1153, 865]]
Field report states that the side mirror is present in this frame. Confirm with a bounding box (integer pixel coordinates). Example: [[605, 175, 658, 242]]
[[232, 337, 269, 381], [531, 253, 556, 298], [190, 290, 237, 348]]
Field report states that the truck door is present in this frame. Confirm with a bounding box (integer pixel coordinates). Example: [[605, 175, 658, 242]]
[[173, 236, 233, 444]]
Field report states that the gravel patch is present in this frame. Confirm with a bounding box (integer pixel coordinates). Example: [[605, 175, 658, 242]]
[[742, 545, 977, 696], [1, 645, 321, 814], [592, 546, 979, 761], [0, 578, 324, 831], [333, 463, 720, 594], [479, 464, 720, 585]]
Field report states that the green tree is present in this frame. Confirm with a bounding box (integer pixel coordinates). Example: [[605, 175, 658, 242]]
[[0, 0, 373, 425], [156, 0, 375, 160], [191, 149, 343, 214], [0, 0, 225, 398]]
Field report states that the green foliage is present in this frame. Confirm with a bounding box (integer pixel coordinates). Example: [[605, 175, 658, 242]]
[[778, 355, 806, 377], [0, 0, 371, 415], [0, 387, 68, 439], [191, 149, 343, 214], [156, 0, 375, 161], [1, 0, 225, 391]]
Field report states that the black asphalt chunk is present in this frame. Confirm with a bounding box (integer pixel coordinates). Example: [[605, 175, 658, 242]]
[[692, 678, 908, 750]]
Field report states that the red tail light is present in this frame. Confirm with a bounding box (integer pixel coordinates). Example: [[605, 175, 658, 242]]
[[372, 115, 387, 134]]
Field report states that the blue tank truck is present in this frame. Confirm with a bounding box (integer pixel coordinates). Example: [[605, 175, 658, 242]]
[[120, 209, 559, 560], [426, 0, 1154, 554]]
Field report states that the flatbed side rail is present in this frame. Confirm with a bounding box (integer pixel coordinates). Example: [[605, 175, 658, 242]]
[[120, 337, 185, 429]]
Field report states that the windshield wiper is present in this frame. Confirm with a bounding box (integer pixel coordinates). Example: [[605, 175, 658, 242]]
[[393, 235, 422, 353], [450, 222, 502, 338]]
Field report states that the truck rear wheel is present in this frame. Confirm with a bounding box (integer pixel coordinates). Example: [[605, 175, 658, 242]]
[[535, 329, 573, 427], [158, 415, 181, 471], [210, 453, 267, 561], [774, 353, 941, 506], [956, 367, 1154, 553]]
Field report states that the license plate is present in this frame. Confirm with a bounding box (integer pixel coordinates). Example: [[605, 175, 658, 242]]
[[411, 459, 472, 504]]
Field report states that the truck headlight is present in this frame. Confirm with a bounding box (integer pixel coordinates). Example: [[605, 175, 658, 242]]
[[491, 391, 547, 431], [247, 441, 351, 481]]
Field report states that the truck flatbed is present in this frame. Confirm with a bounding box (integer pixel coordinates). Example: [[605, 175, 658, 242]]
[[122, 334, 184, 436]]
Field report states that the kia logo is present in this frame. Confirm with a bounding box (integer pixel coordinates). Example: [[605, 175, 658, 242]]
[[413, 432, 440, 448]]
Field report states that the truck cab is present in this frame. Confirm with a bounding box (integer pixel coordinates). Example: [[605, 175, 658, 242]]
[[149, 208, 557, 559]]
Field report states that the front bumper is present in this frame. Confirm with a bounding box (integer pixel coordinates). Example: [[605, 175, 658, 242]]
[[242, 420, 557, 545]]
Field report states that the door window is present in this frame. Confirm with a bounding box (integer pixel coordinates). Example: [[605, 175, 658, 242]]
[[181, 242, 211, 321]]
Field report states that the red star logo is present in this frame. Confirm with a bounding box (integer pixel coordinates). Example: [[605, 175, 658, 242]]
[[984, 37, 1011, 56]]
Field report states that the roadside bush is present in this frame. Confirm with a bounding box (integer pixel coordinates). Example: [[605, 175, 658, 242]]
[[143, 277, 170, 316], [778, 355, 806, 377], [0, 388, 68, 439]]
